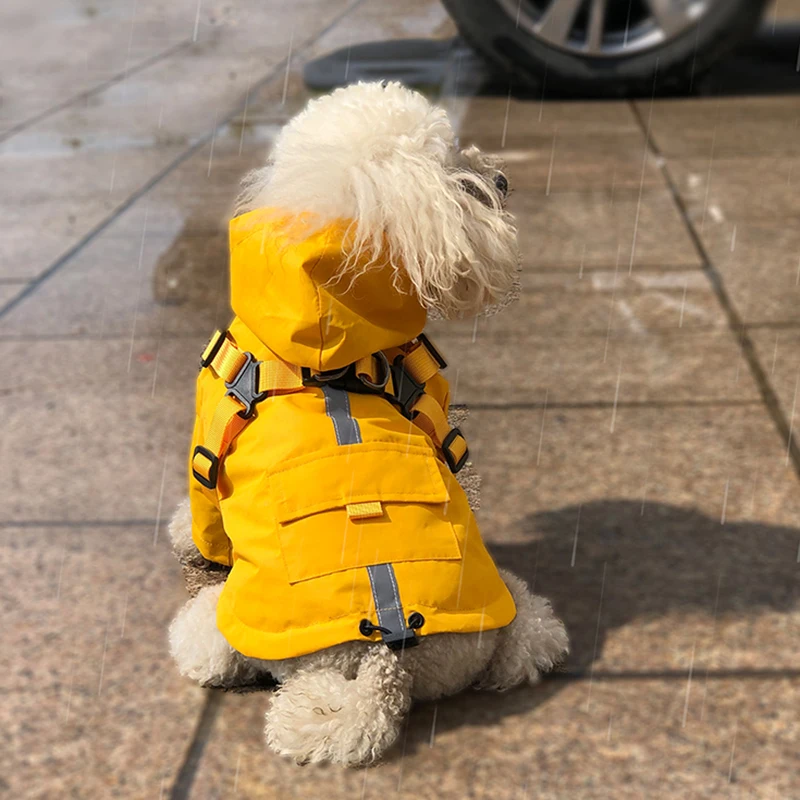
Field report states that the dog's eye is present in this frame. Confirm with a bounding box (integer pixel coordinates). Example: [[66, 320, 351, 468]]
[[494, 172, 509, 198]]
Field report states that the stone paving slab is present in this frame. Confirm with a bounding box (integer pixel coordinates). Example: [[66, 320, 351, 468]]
[[699, 219, 800, 327], [670, 156, 800, 222], [456, 98, 666, 194], [185, 675, 800, 800], [0, 524, 201, 799], [510, 188, 702, 271], [426, 275, 758, 406], [0, 0, 198, 134], [493, 134, 665, 194], [0, 337, 197, 522], [465, 405, 800, 673], [641, 96, 800, 159]]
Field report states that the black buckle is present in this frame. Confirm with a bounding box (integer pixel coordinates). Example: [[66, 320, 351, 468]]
[[385, 629, 419, 651], [390, 355, 426, 418], [417, 333, 447, 370], [358, 618, 418, 650], [192, 445, 220, 490], [200, 330, 227, 369], [225, 352, 267, 419], [442, 427, 469, 473]]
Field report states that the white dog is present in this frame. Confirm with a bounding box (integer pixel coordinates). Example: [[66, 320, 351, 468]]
[[169, 81, 568, 768]]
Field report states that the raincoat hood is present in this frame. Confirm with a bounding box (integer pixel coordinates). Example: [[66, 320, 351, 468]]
[[229, 208, 427, 371]]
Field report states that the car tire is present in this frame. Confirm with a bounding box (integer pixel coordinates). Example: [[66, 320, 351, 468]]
[[441, 0, 771, 97]]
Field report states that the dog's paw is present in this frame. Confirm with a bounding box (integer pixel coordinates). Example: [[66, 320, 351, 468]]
[[265, 650, 410, 767], [169, 584, 253, 688]]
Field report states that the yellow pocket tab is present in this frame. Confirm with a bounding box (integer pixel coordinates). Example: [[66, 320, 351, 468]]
[[347, 501, 383, 520]]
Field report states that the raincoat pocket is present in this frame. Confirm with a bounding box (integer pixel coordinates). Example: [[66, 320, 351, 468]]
[[269, 442, 462, 584]]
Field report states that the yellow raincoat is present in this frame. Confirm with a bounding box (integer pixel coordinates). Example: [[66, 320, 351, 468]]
[[189, 208, 516, 660]]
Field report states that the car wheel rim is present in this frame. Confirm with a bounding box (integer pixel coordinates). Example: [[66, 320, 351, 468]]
[[496, 0, 719, 58]]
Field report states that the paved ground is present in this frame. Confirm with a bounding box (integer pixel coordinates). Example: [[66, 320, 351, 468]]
[[3, 1, 800, 797]]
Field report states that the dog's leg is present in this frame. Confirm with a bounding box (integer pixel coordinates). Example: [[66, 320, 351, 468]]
[[265, 646, 411, 767], [168, 583, 258, 688], [477, 568, 569, 691], [168, 497, 199, 561]]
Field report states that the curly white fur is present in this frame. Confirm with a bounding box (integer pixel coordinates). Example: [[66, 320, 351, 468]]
[[169, 583, 259, 688], [167, 496, 195, 560], [237, 81, 519, 318], [265, 647, 412, 766]]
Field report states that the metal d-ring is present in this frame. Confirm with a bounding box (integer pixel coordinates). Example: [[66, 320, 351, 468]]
[[357, 351, 390, 391]]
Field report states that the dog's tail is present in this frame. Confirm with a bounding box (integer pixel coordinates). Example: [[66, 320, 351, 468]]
[[264, 647, 412, 767]]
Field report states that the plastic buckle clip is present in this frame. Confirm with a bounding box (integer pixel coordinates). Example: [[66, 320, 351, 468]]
[[225, 352, 267, 419], [417, 333, 447, 370], [391, 355, 426, 418], [442, 427, 469, 474], [192, 445, 220, 490], [200, 329, 227, 369]]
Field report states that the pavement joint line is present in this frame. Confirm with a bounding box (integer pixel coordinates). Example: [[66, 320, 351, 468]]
[[553, 668, 800, 681], [0, 0, 366, 323], [629, 99, 800, 483], [0, 330, 223, 343], [468, 399, 761, 411], [0, 39, 195, 145], [169, 691, 225, 800], [520, 263, 707, 274], [0, 518, 164, 529]]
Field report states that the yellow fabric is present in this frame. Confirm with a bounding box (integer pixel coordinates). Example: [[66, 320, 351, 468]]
[[229, 209, 427, 371], [188, 211, 516, 660]]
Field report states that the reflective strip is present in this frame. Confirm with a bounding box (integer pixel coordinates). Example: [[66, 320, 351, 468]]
[[321, 385, 362, 445], [366, 563, 416, 650], [321, 384, 415, 649]]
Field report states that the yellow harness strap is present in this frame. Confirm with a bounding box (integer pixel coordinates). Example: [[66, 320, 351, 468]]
[[192, 330, 469, 489], [193, 331, 305, 490]]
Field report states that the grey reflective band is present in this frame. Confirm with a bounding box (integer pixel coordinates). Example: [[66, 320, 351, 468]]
[[366, 563, 417, 651], [321, 384, 416, 649], [322, 384, 362, 445]]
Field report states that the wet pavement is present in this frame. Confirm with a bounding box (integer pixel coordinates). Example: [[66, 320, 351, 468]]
[[3, 0, 800, 797]]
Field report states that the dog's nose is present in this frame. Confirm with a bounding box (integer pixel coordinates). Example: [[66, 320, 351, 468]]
[[494, 172, 509, 198]]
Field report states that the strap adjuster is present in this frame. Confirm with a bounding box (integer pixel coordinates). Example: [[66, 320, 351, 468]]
[[225, 352, 266, 419], [442, 427, 469, 473], [391, 355, 426, 418], [192, 445, 220, 490], [417, 333, 447, 370], [200, 330, 227, 369]]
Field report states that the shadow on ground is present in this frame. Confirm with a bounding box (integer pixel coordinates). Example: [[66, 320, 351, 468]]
[[395, 499, 800, 756], [304, 23, 800, 99]]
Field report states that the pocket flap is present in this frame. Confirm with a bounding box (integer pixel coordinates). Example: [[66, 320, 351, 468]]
[[270, 443, 450, 524]]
